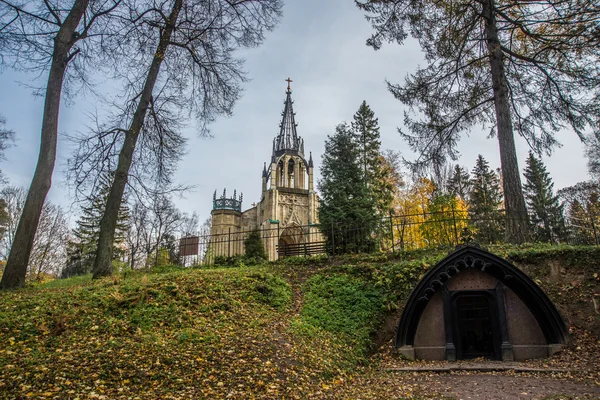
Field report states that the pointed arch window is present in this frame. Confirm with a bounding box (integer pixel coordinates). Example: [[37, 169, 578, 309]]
[[288, 158, 295, 188], [278, 160, 285, 187]]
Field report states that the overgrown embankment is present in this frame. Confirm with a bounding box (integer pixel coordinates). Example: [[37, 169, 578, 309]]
[[0, 245, 598, 399]]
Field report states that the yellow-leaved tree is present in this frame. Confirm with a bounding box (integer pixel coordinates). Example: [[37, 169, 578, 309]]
[[390, 177, 435, 251], [420, 194, 469, 248]]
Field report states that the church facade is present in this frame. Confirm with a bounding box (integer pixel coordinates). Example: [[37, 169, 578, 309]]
[[210, 82, 322, 260]]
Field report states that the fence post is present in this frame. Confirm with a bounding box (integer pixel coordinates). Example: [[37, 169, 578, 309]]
[[451, 203, 458, 246], [277, 222, 281, 258], [389, 210, 395, 253]]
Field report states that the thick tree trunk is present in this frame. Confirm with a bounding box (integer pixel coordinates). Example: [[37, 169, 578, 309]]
[[483, 0, 530, 244], [92, 0, 183, 278], [0, 0, 89, 290]]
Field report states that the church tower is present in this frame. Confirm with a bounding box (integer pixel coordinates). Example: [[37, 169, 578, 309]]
[[211, 79, 322, 260]]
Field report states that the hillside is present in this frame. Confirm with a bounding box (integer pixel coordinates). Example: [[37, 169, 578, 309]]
[[1, 245, 599, 399]]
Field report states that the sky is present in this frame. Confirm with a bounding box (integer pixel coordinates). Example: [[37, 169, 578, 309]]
[[0, 0, 590, 225]]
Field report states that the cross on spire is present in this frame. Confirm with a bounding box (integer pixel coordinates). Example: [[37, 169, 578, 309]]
[[285, 77, 293, 91]]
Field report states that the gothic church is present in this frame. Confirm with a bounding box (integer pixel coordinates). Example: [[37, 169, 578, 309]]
[[210, 80, 322, 260]]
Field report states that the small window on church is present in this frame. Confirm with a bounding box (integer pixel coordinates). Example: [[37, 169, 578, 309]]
[[278, 160, 284, 186], [288, 159, 295, 188]]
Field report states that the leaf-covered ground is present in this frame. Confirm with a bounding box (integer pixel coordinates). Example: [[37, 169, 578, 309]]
[[1, 245, 599, 399]]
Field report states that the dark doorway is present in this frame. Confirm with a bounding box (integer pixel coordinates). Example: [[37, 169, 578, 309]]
[[454, 294, 499, 360]]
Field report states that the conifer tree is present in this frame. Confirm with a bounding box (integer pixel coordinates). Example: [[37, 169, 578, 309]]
[[318, 123, 377, 254], [63, 174, 129, 277], [351, 101, 381, 181], [523, 152, 565, 242], [244, 229, 266, 261], [350, 101, 394, 215], [469, 155, 504, 243], [447, 165, 472, 202]]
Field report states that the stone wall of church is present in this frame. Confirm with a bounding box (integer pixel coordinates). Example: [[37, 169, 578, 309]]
[[241, 206, 259, 232], [210, 209, 244, 258], [210, 209, 242, 236], [277, 189, 310, 228]]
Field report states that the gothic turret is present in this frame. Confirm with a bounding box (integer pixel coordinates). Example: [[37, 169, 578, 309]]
[[212, 188, 243, 212]]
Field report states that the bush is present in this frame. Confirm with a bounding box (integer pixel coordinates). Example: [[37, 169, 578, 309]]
[[250, 272, 292, 309], [298, 274, 386, 355]]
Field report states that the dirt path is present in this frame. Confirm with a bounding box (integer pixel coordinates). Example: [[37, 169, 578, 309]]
[[331, 370, 600, 399], [409, 373, 600, 399]]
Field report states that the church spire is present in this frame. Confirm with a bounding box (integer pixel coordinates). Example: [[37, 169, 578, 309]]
[[273, 78, 304, 158]]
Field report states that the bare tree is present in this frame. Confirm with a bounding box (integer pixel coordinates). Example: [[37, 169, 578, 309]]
[[0, 185, 67, 279], [126, 195, 185, 268], [125, 200, 148, 269], [147, 194, 183, 267], [0, 115, 15, 183], [28, 203, 69, 281], [357, 0, 600, 243], [0, 0, 122, 289], [87, 0, 282, 278], [181, 211, 199, 237], [0, 186, 27, 259]]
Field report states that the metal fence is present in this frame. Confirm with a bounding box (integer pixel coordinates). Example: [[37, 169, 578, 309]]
[[174, 208, 599, 266]]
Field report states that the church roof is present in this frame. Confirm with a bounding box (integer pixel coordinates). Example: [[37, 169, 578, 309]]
[[273, 81, 304, 159]]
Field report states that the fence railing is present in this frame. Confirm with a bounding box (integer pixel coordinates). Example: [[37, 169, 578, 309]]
[[172, 208, 599, 266]]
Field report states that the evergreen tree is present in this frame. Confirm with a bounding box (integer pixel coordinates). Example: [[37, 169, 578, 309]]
[[62, 174, 130, 277], [350, 101, 394, 215], [469, 155, 504, 243], [318, 123, 377, 254], [351, 101, 381, 182], [244, 228, 266, 260], [523, 152, 565, 242], [447, 165, 472, 202]]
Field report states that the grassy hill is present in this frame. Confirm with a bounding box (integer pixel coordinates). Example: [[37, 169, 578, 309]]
[[1, 244, 599, 399]]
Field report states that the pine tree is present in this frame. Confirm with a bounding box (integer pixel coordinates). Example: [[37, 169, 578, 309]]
[[318, 123, 377, 254], [523, 152, 565, 242], [447, 165, 471, 202], [350, 101, 394, 215], [62, 174, 130, 277], [469, 155, 504, 243]]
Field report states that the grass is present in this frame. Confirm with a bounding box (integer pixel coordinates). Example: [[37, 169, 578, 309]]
[[0, 243, 599, 398], [35, 273, 93, 289]]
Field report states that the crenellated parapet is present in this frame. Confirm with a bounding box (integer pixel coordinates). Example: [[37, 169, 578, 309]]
[[213, 188, 243, 212]]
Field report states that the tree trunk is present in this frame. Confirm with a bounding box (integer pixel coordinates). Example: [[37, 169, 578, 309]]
[[0, 0, 89, 290], [483, 0, 530, 244], [92, 0, 183, 278]]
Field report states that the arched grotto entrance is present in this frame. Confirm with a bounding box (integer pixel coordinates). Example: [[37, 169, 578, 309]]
[[396, 245, 568, 361]]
